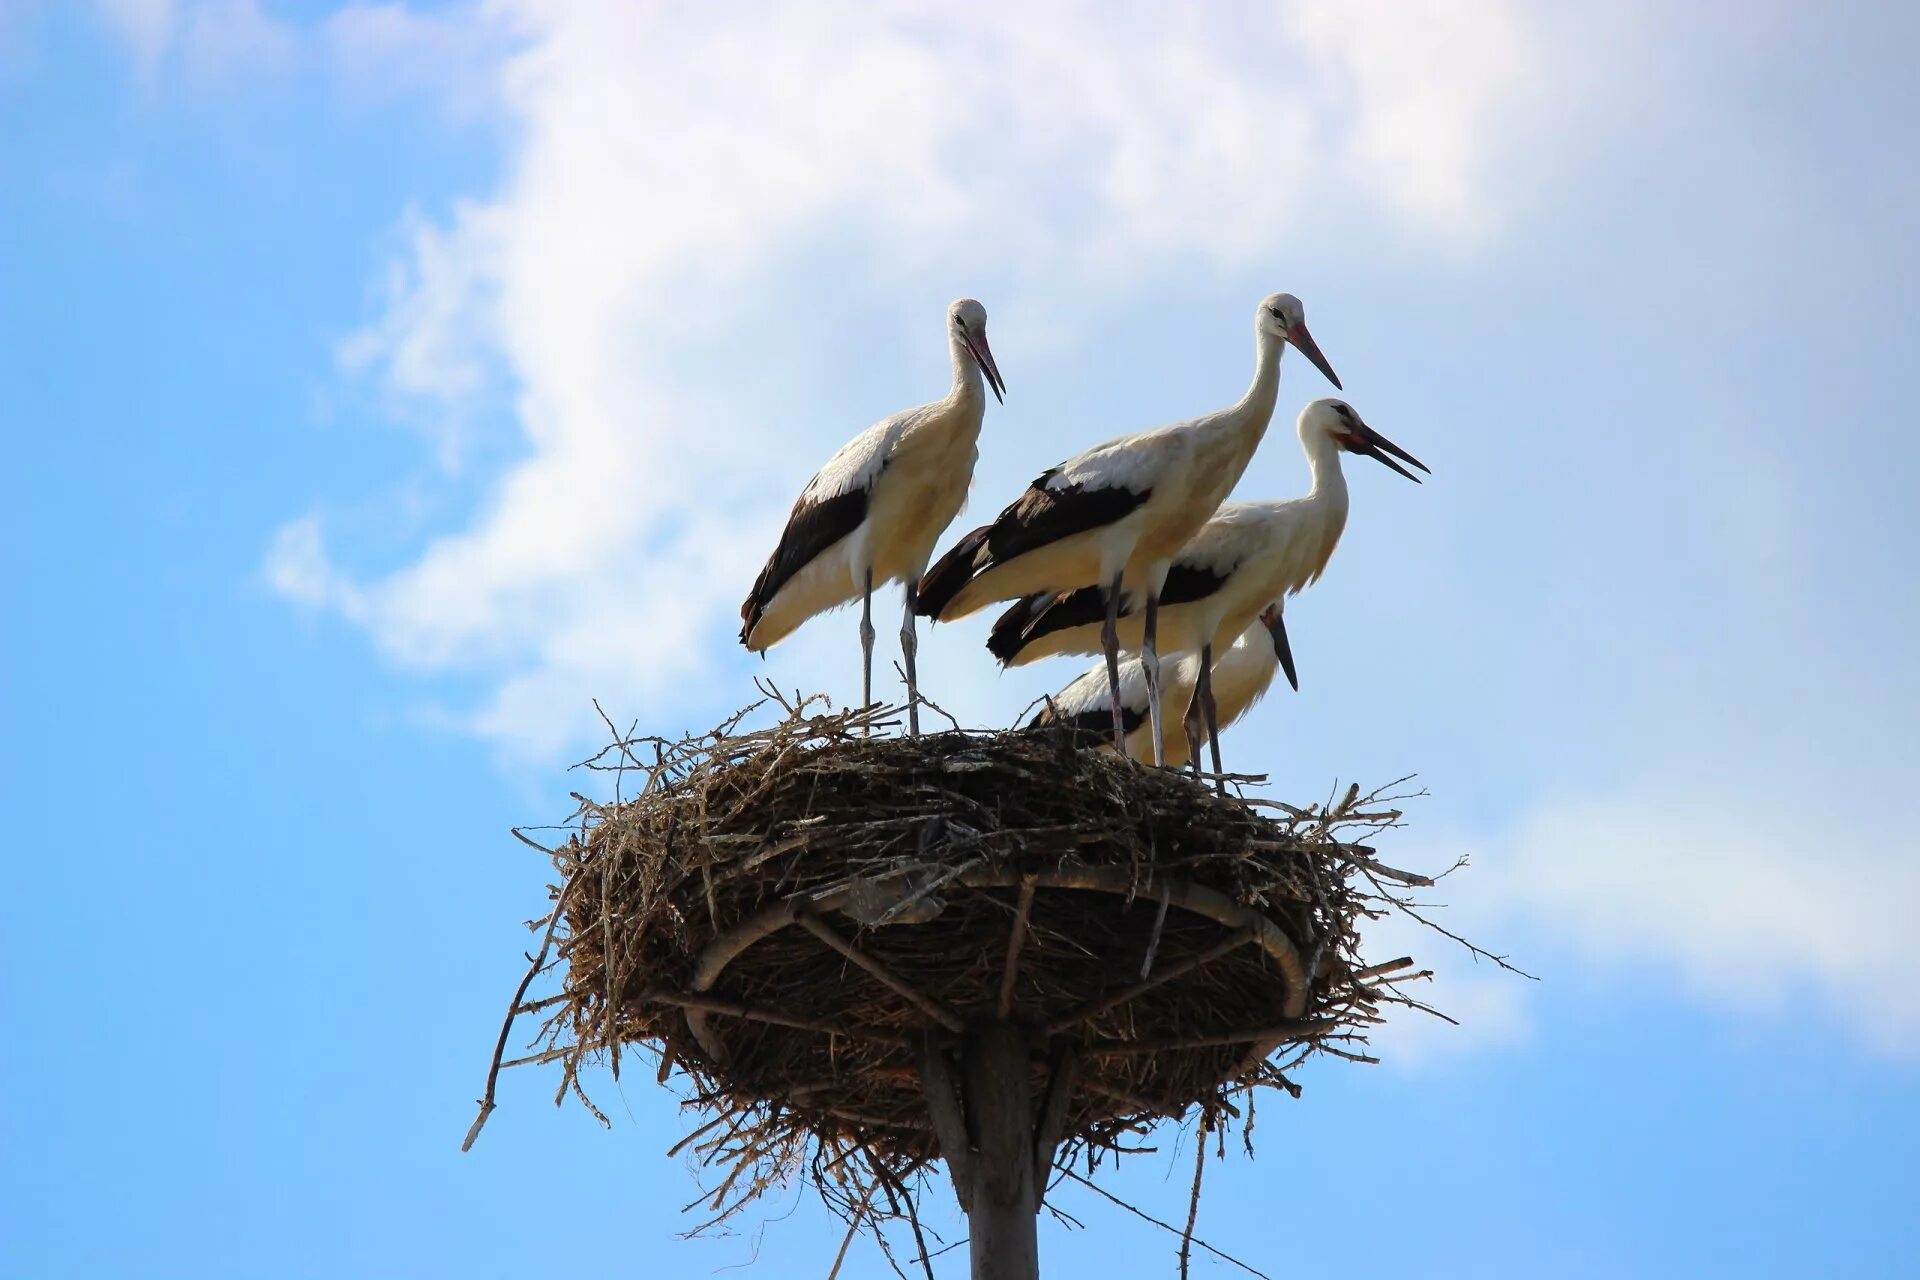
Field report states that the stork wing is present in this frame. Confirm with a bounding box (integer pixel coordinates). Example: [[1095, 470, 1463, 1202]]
[[739, 420, 898, 646], [1026, 659, 1150, 735], [915, 465, 1150, 618], [984, 536, 1238, 666]]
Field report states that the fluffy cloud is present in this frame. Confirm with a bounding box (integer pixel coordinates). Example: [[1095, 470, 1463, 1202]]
[[280, 0, 1576, 752]]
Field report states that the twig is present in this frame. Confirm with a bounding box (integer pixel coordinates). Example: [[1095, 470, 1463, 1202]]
[[1059, 1169, 1273, 1280], [462, 877, 580, 1152], [643, 990, 912, 1044], [997, 879, 1037, 1019], [1048, 929, 1256, 1036], [825, 1181, 878, 1280], [1082, 1020, 1336, 1053], [1139, 879, 1173, 979], [795, 909, 965, 1032], [1179, 1114, 1207, 1280]]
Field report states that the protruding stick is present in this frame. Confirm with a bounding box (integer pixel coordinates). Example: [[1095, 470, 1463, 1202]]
[[795, 909, 965, 1032], [1047, 929, 1255, 1036], [996, 879, 1037, 1019]]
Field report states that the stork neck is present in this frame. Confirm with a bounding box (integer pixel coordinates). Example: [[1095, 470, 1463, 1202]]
[[1235, 330, 1286, 423], [1302, 428, 1351, 505], [1221, 330, 1282, 454], [948, 333, 986, 404]]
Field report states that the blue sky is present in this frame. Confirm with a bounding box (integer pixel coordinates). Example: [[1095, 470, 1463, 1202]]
[[4, 2, 1918, 1276]]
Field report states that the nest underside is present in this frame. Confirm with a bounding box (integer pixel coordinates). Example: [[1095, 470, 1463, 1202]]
[[485, 695, 1438, 1227]]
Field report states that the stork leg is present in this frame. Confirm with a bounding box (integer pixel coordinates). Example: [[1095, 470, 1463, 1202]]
[[900, 579, 921, 737], [859, 567, 875, 731], [1100, 571, 1126, 754], [1199, 645, 1226, 795], [1142, 591, 1165, 767], [1181, 643, 1212, 779]]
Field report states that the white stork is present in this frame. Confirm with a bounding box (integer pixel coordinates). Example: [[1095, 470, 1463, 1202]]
[[986, 398, 1426, 784], [740, 298, 1005, 733], [914, 293, 1339, 763], [1027, 613, 1293, 770]]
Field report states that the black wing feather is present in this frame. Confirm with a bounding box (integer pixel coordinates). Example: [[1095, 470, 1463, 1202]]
[[1027, 699, 1147, 737], [739, 485, 870, 646], [1158, 561, 1233, 606], [914, 468, 1150, 618], [913, 523, 991, 618], [987, 588, 1105, 664], [985, 558, 1231, 665]]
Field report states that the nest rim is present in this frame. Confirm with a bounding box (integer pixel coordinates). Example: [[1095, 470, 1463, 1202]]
[[534, 710, 1408, 1166]]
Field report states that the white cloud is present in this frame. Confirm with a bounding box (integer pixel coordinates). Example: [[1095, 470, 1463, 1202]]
[[92, 0, 177, 77], [92, 0, 292, 82], [264, 2, 1920, 1064], [323, 2, 515, 119], [265, 515, 366, 620], [1489, 786, 1920, 1056], [280, 0, 1585, 752], [178, 0, 290, 79]]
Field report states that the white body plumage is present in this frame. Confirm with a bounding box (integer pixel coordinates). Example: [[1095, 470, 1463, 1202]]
[[742, 400, 989, 652], [1034, 624, 1284, 768], [989, 400, 1366, 667], [739, 298, 1005, 733], [918, 293, 1338, 625]]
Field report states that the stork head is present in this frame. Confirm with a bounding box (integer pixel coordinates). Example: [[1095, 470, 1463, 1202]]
[[948, 298, 1006, 403], [1302, 399, 1430, 483], [1257, 602, 1300, 691], [1257, 292, 1340, 389]]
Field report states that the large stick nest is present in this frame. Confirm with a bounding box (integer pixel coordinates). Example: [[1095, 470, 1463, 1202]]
[[470, 690, 1466, 1246]]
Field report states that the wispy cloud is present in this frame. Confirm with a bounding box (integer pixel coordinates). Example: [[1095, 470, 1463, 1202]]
[[92, 0, 178, 78], [1491, 786, 1920, 1055], [91, 0, 291, 83]]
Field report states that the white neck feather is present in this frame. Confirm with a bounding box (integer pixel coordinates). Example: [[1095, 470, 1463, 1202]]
[[1301, 428, 1351, 508], [948, 333, 985, 404]]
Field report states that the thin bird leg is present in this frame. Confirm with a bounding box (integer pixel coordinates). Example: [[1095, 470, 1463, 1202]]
[[859, 566, 875, 732], [899, 579, 921, 737], [1142, 590, 1165, 767], [1181, 643, 1212, 778], [1202, 649, 1226, 795], [1101, 571, 1126, 753]]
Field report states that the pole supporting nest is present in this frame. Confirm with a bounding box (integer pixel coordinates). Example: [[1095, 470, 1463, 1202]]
[[920, 1024, 1078, 1280]]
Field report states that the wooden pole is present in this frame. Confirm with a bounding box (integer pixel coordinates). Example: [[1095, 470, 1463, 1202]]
[[960, 1022, 1041, 1280]]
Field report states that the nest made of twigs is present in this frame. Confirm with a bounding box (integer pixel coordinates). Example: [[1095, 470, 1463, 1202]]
[[469, 690, 1451, 1241]]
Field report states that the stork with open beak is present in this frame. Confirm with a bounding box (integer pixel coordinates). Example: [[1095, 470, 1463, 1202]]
[[988, 398, 1426, 785], [740, 298, 1005, 733], [915, 293, 1338, 763]]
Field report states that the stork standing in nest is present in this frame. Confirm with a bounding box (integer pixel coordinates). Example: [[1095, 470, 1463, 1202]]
[[914, 293, 1340, 764], [740, 299, 1006, 734], [990, 399, 1427, 786], [1029, 611, 1295, 770]]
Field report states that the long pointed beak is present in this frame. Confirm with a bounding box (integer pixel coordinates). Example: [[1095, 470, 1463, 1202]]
[[1286, 323, 1341, 390], [1349, 421, 1430, 483], [966, 332, 1006, 404], [1260, 605, 1299, 691]]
